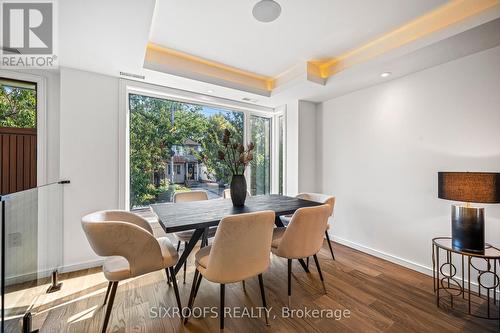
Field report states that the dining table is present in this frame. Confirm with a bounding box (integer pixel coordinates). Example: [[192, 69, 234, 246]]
[[150, 194, 322, 278]]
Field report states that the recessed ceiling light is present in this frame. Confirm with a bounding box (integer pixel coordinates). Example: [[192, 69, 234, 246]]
[[206, 89, 214, 93], [252, 0, 281, 23], [380, 72, 391, 78]]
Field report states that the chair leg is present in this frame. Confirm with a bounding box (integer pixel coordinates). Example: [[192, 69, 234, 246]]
[[202, 227, 209, 247], [193, 271, 203, 301], [176, 241, 181, 252], [103, 281, 112, 305], [313, 254, 327, 294], [185, 268, 199, 324], [169, 267, 183, 319], [287, 259, 292, 308], [258, 274, 270, 326], [242, 280, 246, 292], [183, 242, 188, 284], [220, 284, 225, 330], [306, 257, 310, 268], [325, 231, 335, 260], [297, 258, 310, 273], [183, 263, 187, 284], [101, 281, 118, 333], [165, 268, 171, 285]]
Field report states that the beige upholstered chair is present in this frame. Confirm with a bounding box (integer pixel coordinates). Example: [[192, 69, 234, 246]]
[[172, 190, 216, 283], [281, 193, 336, 260], [173, 190, 209, 203], [81, 210, 181, 333], [222, 188, 252, 199], [272, 205, 331, 307], [185, 211, 275, 330]]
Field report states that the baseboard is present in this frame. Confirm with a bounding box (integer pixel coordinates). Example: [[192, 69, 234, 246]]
[[330, 233, 500, 297], [6, 267, 63, 285], [6, 259, 103, 280], [331, 235, 434, 277], [60, 258, 103, 273], [5, 260, 102, 287], [5, 272, 38, 286]]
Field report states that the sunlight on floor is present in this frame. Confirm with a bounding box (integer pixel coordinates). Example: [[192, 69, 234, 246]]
[[4, 270, 107, 317], [67, 305, 98, 324]]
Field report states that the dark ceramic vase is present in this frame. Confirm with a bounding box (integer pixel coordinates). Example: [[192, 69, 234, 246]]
[[230, 175, 247, 207]]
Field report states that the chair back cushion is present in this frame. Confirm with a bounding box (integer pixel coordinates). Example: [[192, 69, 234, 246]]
[[204, 210, 275, 283], [81, 210, 163, 278], [173, 190, 209, 202], [296, 192, 335, 216], [276, 205, 331, 258]]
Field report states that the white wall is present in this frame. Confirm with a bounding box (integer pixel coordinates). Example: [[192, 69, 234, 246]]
[[318, 45, 500, 274], [60, 68, 120, 269], [285, 100, 318, 195], [298, 101, 318, 193], [38, 69, 61, 183], [285, 101, 299, 195]]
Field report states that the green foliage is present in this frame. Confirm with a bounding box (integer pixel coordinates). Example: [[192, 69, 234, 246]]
[[174, 184, 191, 192], [129, 94, 176, 207], [170, 104, 208, 143], [0, 85, 36, 128]]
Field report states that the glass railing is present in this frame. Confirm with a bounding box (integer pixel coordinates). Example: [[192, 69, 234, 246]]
[[1, 180, 68, 333]]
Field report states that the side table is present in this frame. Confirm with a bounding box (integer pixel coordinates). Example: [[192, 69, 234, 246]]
[[433, 237, 500, 326]]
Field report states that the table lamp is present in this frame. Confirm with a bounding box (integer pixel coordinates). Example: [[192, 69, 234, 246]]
[[438, 172, 500, 253]]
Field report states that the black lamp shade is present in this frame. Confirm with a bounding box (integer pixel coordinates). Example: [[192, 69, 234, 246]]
[[438, 172, 500, 204]]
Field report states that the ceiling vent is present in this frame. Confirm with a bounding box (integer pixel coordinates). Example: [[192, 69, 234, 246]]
[[119, 71, 145, 80], [242, 97, 259, 103]]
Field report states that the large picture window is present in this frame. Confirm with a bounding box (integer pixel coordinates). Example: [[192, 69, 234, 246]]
[[128, 93, 247, 208]]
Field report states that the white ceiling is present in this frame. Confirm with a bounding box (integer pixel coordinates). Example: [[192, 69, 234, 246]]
[[150, 0, 447, 77], [57, 0, 500, 108], [271, 17, 500, 105], [58, 0, 156, 76]]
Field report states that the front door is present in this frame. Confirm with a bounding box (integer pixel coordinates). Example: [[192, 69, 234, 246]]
[[187, 163, 195, 180]]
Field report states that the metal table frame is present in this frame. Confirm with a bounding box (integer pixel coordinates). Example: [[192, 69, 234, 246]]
[[432, 237, 500, 326]]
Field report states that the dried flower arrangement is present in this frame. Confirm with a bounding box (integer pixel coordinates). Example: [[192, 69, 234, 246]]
[[217, 129, 254, 176]]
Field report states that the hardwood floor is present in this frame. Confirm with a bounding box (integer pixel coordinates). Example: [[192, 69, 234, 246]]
[[5, 224, 498, 332]]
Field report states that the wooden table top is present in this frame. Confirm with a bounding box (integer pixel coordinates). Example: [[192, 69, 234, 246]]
[[151, 194, 322, 233]]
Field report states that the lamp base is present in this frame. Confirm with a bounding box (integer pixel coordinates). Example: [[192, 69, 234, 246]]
[[451, 204, 484, 253]]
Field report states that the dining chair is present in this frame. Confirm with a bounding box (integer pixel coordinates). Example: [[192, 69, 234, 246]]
[[81, 210, 182, 333], [185, 210, 275, 330], [281, 193, 336, 260], [172, 190, 216, 283], [272, 205, 331, 307], [222, 188, 252, 199]]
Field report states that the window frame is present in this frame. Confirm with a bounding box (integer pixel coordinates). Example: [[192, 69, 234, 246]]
[[0, 70, 47, 186], [273, 107, 286, 195], [119, 80, 279, 210]]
